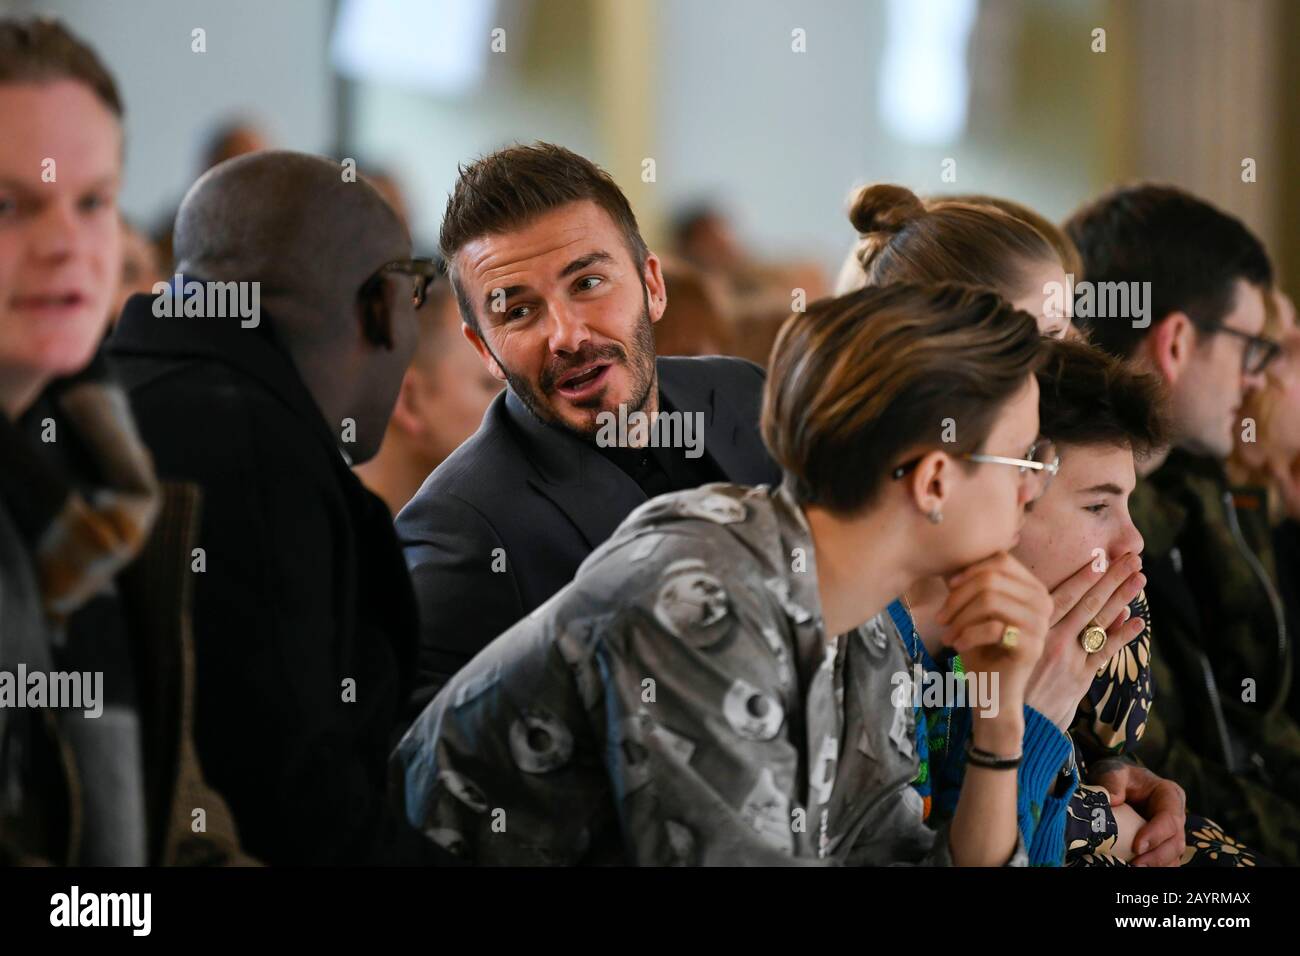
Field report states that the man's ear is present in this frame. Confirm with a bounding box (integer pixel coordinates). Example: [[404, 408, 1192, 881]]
[[359, 283, 395, 350], [1147, 312, 1195, 385], [643, 252, 668, 325], [388, 370, 427, 439], [462, 321, 507, 383], [909, 450, 952, 519]]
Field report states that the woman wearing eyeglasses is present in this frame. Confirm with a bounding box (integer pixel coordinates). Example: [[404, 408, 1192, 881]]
[[886, 423, 1091, 866], [903, 337, 1265, 866], [836, 184, 1137, 862], [395, 282, 1054, 865]]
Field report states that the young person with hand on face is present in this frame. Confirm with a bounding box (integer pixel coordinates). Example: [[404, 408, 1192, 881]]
[[1067, 185, 1300, 863], [890, 430, 1115, 867], [840, 182, 1160, 863], [902, 339, 1266, 865], [395, 283, 1051, 865], [1016, 339, 1259, 865]]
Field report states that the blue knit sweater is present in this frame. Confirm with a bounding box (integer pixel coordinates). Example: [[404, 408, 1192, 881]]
[[887, 599, 1077, 866]]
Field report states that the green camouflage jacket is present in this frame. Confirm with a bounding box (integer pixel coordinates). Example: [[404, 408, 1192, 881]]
[[1130, 448, 1300, 862]]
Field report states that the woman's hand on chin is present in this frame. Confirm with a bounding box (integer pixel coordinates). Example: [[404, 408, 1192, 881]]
[[936, 551, 1052, 736]]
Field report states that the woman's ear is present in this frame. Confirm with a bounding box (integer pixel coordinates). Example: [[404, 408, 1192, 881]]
[[909, 450, 951, 521]]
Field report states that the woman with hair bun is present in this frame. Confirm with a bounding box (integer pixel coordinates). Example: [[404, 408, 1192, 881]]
[[836, 183, 1075, 340]]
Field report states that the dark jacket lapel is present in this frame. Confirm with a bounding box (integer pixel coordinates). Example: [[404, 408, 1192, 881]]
[[504, 356, 772, 550], [659, 357, 772, 485], [504, 389, 647, 551]]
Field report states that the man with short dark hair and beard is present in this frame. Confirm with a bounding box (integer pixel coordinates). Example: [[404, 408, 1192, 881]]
[[397, 143, 779, 711], [395, 282, 1051, 866]]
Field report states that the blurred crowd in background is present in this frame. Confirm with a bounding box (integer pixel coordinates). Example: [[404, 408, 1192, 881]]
[[5, 0, 1300, 873]]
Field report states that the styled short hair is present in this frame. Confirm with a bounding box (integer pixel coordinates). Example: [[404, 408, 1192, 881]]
[[839, 183, 1059, 299], [1064, 184, 1273, 358], [1035, 337, 1168, 457], [763, 282, 1045, 515], [0, 17, 123, 118], [438, 142, 649, 331]]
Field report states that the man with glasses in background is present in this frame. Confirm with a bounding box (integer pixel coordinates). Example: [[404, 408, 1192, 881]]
[[107, 150, 456, 865], [1065, 185, 1300, 857]]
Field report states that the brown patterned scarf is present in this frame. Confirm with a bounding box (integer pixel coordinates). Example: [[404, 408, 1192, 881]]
[[0, 358, 159, 622]]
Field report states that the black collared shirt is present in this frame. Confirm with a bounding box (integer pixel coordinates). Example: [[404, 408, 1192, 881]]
[[592, 391, 725, 499]]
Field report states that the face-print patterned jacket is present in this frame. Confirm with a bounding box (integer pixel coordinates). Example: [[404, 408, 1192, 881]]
[[392, 481, 1029, 866]]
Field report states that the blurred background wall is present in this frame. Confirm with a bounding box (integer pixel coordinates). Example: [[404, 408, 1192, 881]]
[[9, 0, 1296, 285], [7, 0, 337, 231]]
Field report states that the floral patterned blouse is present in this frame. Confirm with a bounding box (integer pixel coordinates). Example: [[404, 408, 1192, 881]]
[[1065, 592, 1257, 866]]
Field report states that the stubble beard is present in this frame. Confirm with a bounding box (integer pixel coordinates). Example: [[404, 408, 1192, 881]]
[[492, 287, 658, 442]]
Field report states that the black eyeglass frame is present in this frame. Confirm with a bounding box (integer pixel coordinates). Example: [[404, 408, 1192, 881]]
[[1205, 324, 1282, 376], [359, 257, 442, 350]]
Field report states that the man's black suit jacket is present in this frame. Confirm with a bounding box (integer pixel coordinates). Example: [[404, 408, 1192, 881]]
[[396, 355, 781, 711]]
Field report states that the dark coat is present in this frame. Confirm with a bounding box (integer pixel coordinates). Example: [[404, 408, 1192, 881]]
[[117, 482, 255, 865], [1, 480, 252, 866], [1130, 450, 1300, 863], [107, 292, 449, 865], [0, 355, 250, 866], [396, 355, 781, 711]]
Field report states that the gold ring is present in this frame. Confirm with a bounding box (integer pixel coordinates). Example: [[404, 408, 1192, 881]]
[[1000, 625, 1020, 649], [1080, 622, 1108, 654]]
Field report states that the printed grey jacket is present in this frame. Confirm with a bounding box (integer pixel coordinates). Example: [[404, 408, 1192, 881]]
[[393, 481, 1029, 866]]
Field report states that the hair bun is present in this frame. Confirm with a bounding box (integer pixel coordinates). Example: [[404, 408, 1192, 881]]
[[849, 184, 925, 236]]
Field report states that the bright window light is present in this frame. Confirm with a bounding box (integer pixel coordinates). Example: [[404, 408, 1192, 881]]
[[332, 0, 498, 96], [878, 0, 979, 145]]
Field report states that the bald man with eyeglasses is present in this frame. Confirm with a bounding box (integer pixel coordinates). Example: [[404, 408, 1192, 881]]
[[107, 150, 457, 865]]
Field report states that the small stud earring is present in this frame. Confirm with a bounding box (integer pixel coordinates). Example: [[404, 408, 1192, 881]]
[[928, 509, 943, 525]]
